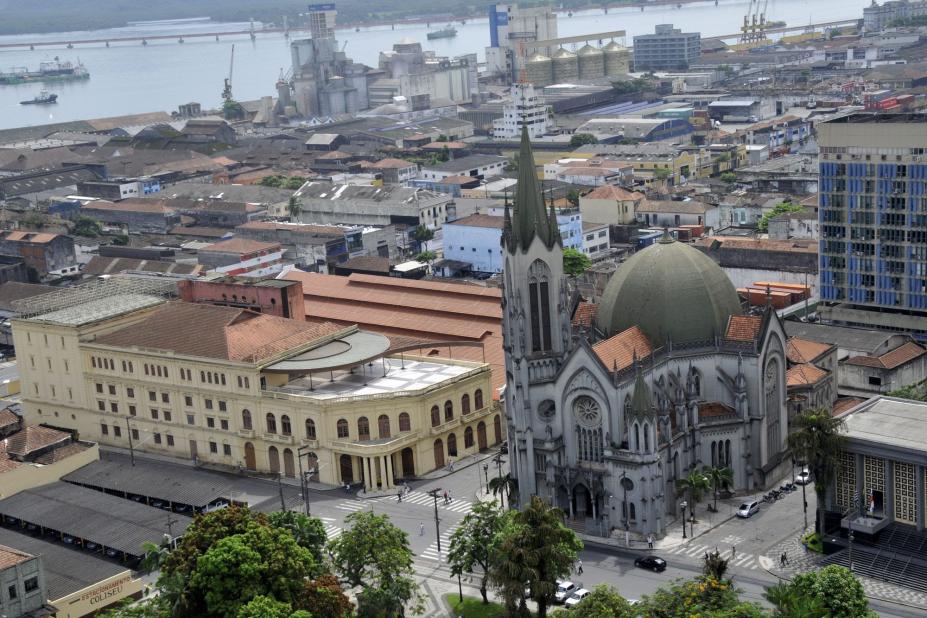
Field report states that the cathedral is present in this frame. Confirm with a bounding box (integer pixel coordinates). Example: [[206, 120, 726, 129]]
[[502, 130, 791, 539]]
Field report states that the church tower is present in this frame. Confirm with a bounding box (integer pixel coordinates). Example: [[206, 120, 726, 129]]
[[502, 128, 571, 505]]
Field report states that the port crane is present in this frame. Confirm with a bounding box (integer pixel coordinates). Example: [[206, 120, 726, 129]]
[[740, 0, 769, 44], [222, 44, 235, 102]]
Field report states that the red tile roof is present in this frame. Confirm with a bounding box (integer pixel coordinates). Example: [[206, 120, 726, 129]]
[[0, 425, 71, 459], [448, 214, 504, 229], [94, 301, 346, 363], [582, 184, 644, 201], [787, 337, 833, 364], [1, 231, 59, 243], [237, 221, 344, 236], [0, 407, 19, 430], [370, 158, 416, 169], [844, 341, 926, 370], [200, 238, 281, 254], [699, 402, 736, 420], [572, 301, 598, 327], [592, 326, 652, 372], [833, 397, 867, 417], [0, 546, 33, 569], [83, 200, 174, 214], [787, 363, 829, 387], [725, 315, 762, 341]]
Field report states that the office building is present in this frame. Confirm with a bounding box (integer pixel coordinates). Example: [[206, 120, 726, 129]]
[[633, 24, 701, 71], [817, 113, 927, 335], [492, 83, 552, 139]]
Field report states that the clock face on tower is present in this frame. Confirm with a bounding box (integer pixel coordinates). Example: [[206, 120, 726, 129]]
[[573, 396, 601, 428]]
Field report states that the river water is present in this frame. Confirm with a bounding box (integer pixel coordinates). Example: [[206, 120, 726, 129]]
[[0, 0, 870, 131]]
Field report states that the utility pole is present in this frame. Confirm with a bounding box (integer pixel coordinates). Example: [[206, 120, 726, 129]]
[[125, 418, 135, 466], [492, 453, 506, 509], [427, 488, 442, 556], [278, 473, 286, 511], [297, 446, 310, 515]]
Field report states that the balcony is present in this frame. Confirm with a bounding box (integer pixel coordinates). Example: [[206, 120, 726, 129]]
[[237, 428, 255, 439], [431, 416, 462, 435], [301, 438, 319, 448], [263, 432, 295, 445], [330, 432, 420, 455]]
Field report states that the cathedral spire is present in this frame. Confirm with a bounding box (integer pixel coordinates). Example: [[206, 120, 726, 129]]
[[508, 126, 559, 252], [630, 362, 655, 419]]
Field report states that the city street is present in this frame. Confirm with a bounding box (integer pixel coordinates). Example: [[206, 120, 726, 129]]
[[100, 448, 925, 616]]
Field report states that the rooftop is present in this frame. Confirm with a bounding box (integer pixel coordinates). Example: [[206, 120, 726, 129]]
[[840, 397, 927, 453], [0, 425, 70, 459], [582, 184, 644, 201], [787, 337, 833, 364], [783, 321, 907, 354], [200, 238, 281, 254], [447, 214, 504, 229], [592, 325, 653, 372], [0, 544, 32, 569], [93, 302, 347, 363], [844, 341, 926, 370], [725, 315, 762, 342], [423, 154, 506, 173], [786, 363, 829, 387], [637, 199, 709, 214], [0, 282, 57, 313]]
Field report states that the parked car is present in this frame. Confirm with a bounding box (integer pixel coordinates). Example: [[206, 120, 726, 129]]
[[634, 556, 667, 572], [795, 469, 812, 485], [565, 588, 591, 608], [737, 500, 760, 518], [554, 581, 577, 603]]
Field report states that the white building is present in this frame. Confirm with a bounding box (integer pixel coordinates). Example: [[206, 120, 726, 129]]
[[493, 83, 553, 139], [486, 3, 558, 80], [581, 221, 611, 260], [419, 155, 507, 181]]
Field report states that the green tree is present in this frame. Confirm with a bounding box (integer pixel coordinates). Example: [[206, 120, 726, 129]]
[[555, 584, 635, 617], [447, 502, 505, 604], [676, 469, 711, 514], [328, 511, 422, 616], [702, 548, 729, 582], [786, 409, 846, 536], [505, 152, 519, 172], [562, 247, 592, 277], [284, 176, 307, 190], [236, 595, 307, 618], [653, 167, 671, 187], [764, 581, 827, 617], [411, 224, 434, 251], [889, 379, 927, 401], [637, 576, 764, 618], [287, 196, 302, 220], [778, 565, 876, 618], [72, 215, 103, 237], [569, 133, 598, 148], [758, 201, 803, 231], [487, 472, 517, 510], [489, 496, 583, 618], [295, 574, 354, 618], [267, 511, 328, 574], [705, 466, 734, 512], [22, 212, 47, 229], [415, 250, 436, 264], [566, 188, 581, 207], [110, 234, 130, 246], [259, 175, 284, 188], [720, 171, 738, 184]]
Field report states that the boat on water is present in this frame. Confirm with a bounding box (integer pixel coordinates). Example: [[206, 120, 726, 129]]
[[427, 25, 458, 40], [0, 58, 89, 86], [20, 90, 58, 105]]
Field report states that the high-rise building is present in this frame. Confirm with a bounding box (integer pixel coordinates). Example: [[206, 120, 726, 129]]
[[632, 24, 700, 71], [485, 3, 558, 81], [817, 113, 927, 335], [492, 83, 552, 139], [307, 3, 337, 39]]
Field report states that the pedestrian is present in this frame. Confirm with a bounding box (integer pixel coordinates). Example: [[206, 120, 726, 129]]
[[397, 491, 402, 502], [784, 551, 789, 566], [419, 522, 425, 536], [447, 490, 452, 503], [731, 545, 736, 560], [443, 490, 449, 504], [577, 559, 583, 575], [647, 533, 654, 549]]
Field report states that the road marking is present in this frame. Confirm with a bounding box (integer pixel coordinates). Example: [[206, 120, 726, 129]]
[[335, 500, 367, 512], [381, 491, 474, 514], [420, 525, 459, 562], [324, 524, 342, 540]]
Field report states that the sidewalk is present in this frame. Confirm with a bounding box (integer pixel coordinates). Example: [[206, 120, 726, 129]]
[[419, 449, 500, 480]]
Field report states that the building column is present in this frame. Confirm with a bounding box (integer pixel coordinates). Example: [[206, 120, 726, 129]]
[[855, 453, 864, 514], [384, 454, 394, 488], [917, 465, 925, 532], [884, 459, 894, 520], [364, 457, 374, 492]]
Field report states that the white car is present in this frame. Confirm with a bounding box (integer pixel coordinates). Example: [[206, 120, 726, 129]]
[[736, 500, 760, 518], [564, 588, 591, 608], [554, 581, 577, 604], [795, 469, 812, 485]]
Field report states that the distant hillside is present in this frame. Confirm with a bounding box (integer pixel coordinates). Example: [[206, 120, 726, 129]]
[[0, 0, 606, 35]]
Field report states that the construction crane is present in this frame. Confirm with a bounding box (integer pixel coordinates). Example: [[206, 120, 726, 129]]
[[222, 44, 235, 102], [740, 0, 770, 45]]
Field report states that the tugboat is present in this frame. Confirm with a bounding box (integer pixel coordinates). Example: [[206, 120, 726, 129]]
[[427, 25, 458, 40], [20, 90, 58, 105]]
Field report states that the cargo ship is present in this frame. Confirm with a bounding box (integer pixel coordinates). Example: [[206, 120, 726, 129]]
[[0, 59, 89, 86], [427, 25, 457, 40], [20, 90, 58, 105]]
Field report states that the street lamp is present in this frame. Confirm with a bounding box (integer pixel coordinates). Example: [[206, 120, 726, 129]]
[[483, 464, 490, 495], [680, 501, 688, 539]]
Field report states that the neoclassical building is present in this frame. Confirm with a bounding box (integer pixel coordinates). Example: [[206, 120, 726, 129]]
[[502, 130, 791, 538]]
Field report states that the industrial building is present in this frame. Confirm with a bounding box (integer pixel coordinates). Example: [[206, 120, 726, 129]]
[[373, 40, 477, 106], [633, 24, 701, 71], [817, 113, 927, 336]]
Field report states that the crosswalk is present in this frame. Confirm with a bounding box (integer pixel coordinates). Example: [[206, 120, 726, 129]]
[[662, 543, 760, 570], [318, 516, 342, 540], [420, 524, 459, 562], [334, 499, 368, 512], [376, 490, 474, 515]]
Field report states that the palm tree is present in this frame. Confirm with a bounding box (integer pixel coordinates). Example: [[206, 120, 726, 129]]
[[705, 466, 734, 512], [676, 470, 710, 518], [787, 409, 846, 536], [764, 581, 827, 617], [411, 224, 434, 252], [489, 473, 517, 510]]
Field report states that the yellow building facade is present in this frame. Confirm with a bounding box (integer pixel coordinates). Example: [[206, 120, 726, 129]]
[[12, 282, 501, 489]]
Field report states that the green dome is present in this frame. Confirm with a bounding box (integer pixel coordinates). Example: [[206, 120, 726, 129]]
[[596, 234, 742, 344]]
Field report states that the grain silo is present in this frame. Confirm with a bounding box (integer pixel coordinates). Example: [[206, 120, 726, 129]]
[[525, 52, 553, 87], [551, 47, 578, 83], [577, 44, 605, 80], [603, 41, 631, 77]]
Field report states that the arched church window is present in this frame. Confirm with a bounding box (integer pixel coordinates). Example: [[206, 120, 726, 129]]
[[633, 423, 640, 452], [711, 441, 717, 467], [629, 503, 637, 522], [691, 369, 701, 397], [643, 423, 650, 452], [725, 440, 732, 468], [527, 260, 552, 353]]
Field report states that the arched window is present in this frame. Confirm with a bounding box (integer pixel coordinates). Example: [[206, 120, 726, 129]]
[[693, 371, 701, 397], [242, 409, 252, 430], [461, 394, 471, 415], [358, 417, 370, 440], [266, 413, 277, 434], [643, 423, 650, 452], [378, 414, 391, 439], [711, 441, 717, 468], [336, 419, 349, 439], [474, 389, 484, 410], [725, 440, 732, 468], [268, 446, 280, 474], [281, 415, 292, 436], [624, 396, 631, 416], [629, 503, 637, 522], [305, 419, 316, 439], [464, 426, 474, 448], [633, 423, 640, 452], [447, 432, 458, 457], [444, 400, 454, 422], [431, 405, 440, 427], [528, 259, 553, 352], [399, 412, 411, 432]]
